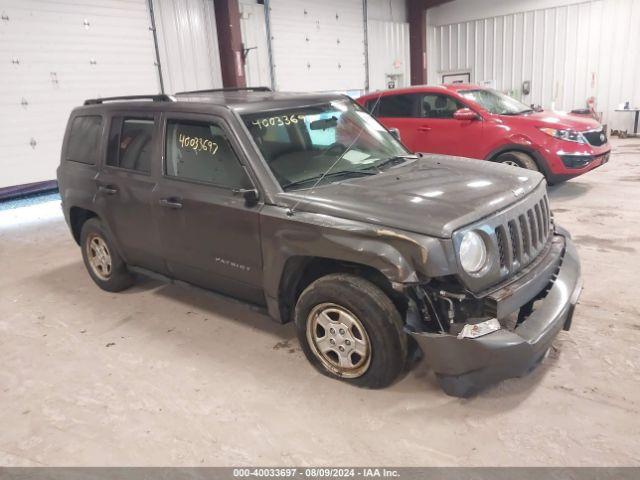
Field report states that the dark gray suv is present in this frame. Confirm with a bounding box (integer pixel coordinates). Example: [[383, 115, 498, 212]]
[[57, 88, 582, 397]]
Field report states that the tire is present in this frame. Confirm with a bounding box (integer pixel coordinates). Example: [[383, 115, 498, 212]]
[[80, 218, 134, 292], [495, 151, 539, 171], [294, 273, 408, 389]]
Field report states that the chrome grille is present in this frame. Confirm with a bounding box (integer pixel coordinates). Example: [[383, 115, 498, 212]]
[[455, 184, 554, 292], [508, 220, 520, 263], [496, 226, 508, 269], [495, 193, 552, 276], [518, 215, 530, 256], [582, 128, 607, 146]]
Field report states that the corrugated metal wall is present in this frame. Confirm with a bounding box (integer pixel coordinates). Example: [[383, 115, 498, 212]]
[[367, 20, 410, 91], [428, 0, 640, 130], [0, 0, 159, 188], [239, 2, 272, 88], [152, 0, 222, 93], [267, 0, 366, 92]]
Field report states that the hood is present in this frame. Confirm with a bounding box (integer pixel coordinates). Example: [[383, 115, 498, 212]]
[[278, 155, 544, 238], [512, 110, 601, 131]]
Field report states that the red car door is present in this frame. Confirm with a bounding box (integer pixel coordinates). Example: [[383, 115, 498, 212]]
[[368, 92, 483, 157], [416, 93, 484, 157], [369, 93, 425, 152]]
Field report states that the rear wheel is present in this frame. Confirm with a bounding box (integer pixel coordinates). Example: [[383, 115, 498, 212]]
[[294, 273, 407, 389], [495, 151, 539, 171], [80, 218, 134, 292]]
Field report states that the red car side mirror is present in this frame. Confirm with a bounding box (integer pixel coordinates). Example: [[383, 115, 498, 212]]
[[453, 108, 480, 121]]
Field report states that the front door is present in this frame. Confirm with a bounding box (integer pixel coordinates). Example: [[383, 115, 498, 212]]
[[153, 113, 264, 305], [94, 113, 166, 273], [416, 93, 483, 158]]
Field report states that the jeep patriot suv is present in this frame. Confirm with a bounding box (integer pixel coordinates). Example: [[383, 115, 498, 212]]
[[57, 88, 583, 397]]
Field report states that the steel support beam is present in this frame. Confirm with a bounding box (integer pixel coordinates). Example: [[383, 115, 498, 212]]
[[407, 0, 427, 85], [214, 0, 246, 88], [407, 0, 453, 85]]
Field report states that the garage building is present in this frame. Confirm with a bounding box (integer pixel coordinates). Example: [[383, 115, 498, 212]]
[[1, 0, 639, 472]]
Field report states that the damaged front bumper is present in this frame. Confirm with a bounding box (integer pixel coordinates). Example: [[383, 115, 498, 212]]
[[408, 234, 582, 397]]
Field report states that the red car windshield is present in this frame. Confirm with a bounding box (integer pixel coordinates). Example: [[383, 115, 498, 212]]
[[459, 89, 533, 115]]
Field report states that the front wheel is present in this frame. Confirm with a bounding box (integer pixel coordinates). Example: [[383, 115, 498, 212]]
[[294, 273, 407, 389], [495, 151, 539, 171]]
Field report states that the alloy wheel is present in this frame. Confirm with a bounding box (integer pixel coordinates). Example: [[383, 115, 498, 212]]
[[306, 303, 371, 378], [86, 234, 112, 281]]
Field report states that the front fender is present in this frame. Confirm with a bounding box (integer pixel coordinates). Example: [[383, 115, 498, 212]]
[[259, 206, 456, 321]]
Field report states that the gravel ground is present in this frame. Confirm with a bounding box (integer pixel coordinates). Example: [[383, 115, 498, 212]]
[[0, 138, 639, 466]]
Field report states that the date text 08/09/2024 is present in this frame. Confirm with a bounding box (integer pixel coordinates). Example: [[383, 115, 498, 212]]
[[233, 468, 400, 478]]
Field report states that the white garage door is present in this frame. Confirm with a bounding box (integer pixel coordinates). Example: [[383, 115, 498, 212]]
[[268, 0, 366, 92], [0, 0, 160, 189]]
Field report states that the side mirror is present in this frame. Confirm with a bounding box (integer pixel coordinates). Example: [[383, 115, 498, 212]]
[[388, 127, 401, 141], [453, 108, 480, 121], [233, 188, 260, 207]]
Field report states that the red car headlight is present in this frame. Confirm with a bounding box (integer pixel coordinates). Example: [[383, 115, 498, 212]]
[[538, 127, 587, 144]]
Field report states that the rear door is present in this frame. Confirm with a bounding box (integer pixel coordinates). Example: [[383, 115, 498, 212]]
[[368, 93, 425, 152], [94, 112, 166, 274], [153, 112, 264, 305], [417, 93, 483, 157]]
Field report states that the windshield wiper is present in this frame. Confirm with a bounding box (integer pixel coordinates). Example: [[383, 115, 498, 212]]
[[282, 169, 376, 191], [367, 154, 418, 171]]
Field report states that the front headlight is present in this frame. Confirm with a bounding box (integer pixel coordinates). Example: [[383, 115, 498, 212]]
[[538, 127, 586, 144], [459, 231, 488, 274]]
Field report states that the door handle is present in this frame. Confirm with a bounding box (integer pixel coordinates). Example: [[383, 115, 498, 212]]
[[159, 198, 183, 209], [417, 126, 432, 132], [98, 185, 118, 195]]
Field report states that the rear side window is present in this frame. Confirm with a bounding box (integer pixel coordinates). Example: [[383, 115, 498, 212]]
[[106, 117, 155, 173], [375, 94, 419, 117], [66, 116, 102, 164], [164, 119, 250, 189]]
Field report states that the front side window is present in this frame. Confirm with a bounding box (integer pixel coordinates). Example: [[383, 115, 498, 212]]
[[106, 117, 154, 173], [66, 115, 102, 164], [164, 119, 249, 189], [242, 99, 410, 191], [458, 89, 533, 115], [421, 94, 463, 119]]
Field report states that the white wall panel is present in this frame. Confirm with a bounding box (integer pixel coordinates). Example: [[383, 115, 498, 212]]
[[268, 0, 366, 92], [152, 0, 222, 93], [239, 2, 272, 88], [0, 0, 159, 188], [428, 0, 593, 26], [367, 20, 410, 91], [367, 0, 407, 22], [428, 0, 640, 131]]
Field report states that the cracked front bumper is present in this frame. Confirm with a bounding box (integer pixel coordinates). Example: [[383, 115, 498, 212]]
[[408, 235, 582, 397]]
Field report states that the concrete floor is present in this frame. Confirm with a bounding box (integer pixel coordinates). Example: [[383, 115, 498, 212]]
[[1, 138, 640, 467]]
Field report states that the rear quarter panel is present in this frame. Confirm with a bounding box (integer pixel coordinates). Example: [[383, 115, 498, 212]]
[[57, 110, 104, 226]]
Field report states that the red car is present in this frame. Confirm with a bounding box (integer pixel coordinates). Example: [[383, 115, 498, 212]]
[[357, 84, 610, 184]]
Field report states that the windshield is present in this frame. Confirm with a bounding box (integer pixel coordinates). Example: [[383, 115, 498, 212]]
[[241, 99, 410, 191], [459, 89, 533, 115]]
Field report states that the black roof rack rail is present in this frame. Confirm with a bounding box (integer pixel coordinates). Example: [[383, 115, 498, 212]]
[[83, 94, 173, 105], [174, 86, 273, 95]]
